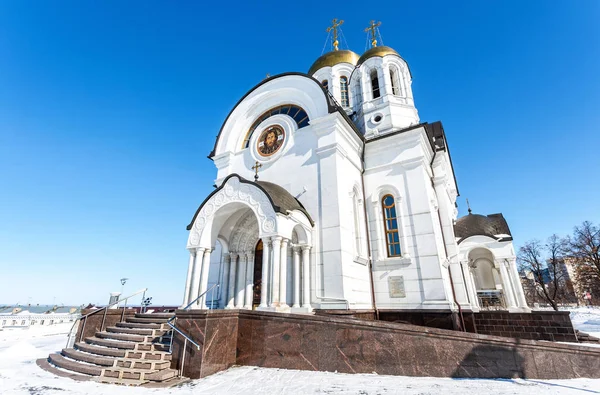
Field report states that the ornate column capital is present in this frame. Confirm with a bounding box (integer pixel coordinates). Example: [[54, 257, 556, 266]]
[[292, 245, 301, 253], [229, 252, 238, 259], [195, 247, 206, 254], [246, 251, 254, 261], [301, 245, 311, 252], [187, 248, 197, 255], [280, 238, 289, 247], [271, 236, 283, 243]]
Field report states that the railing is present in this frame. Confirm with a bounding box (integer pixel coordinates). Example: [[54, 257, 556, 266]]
[[65, 288, 148, 348], [167, 284, 219, 377], [477, 290, 506, 310]]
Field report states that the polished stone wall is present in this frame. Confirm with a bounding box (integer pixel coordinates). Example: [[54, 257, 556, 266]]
[[75, 309, 136, 342], [474, 310, 577, 342], [173, 309, 600, 380]]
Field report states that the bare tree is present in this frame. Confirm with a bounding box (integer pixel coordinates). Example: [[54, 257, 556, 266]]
[[567, 221, 600, 304], [518, 235, 571, 311], [568, 221, 600, 276]]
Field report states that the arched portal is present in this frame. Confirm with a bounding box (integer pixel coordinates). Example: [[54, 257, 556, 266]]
[[253, 240, 263, 308]]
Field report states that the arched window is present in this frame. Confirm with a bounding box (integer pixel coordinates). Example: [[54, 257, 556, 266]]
[[382, 194, 401, 257], [371, 69, 380, 99], [352, 190, 362, 257], [321, 80, 328, 89], [242, 105, 309, 148], [390, 67, 400, 96], [340, 76, 349, 107]]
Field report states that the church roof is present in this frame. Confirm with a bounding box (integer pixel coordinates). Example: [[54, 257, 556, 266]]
[[209, 72, 350, 159], [308, 50, 360, 75], [186, 174, 314, 230], [454, 213, 512, 243], [256, 180, 313, 225]]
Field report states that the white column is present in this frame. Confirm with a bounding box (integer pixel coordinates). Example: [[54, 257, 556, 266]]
[[182, 249, 196, 307], [244, 252, 255, 309], [199, 248, 212, 310], [498, 261, 517, 309], [236, 253, 247, 308], [270, 237, 282, 307], [279, 238, 289, 308], [508, 259, 528, 308], [226, 253, 238, 308], [301, 246, 311, 308], [461, 261, 478, 308], [292, 246, 301, 308], [221, 254, 231, 309], [189, 248, 204, 309], [259, 239, 271, 308]]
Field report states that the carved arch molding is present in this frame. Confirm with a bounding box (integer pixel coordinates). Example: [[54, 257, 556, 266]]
[[187, 176, 277, 248]]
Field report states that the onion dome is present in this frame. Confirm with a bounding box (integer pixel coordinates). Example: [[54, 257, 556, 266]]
[[308, 50, 360, 76], [357, 46, 400, 66]]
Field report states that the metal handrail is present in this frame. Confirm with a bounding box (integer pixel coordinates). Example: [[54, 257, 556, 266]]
[[168, 283, 219, 377], [66, 288, 148, 348]]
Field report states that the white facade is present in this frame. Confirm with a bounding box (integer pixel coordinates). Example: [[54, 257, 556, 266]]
[[182, 44, 529, 315]]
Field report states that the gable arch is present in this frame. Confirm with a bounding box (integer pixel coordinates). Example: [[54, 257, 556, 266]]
[[210, 73, 337, 158], [187, 175, 278, 249]]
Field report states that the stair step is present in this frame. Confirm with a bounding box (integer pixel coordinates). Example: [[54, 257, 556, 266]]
[[135, 313, 173, 319], [96, 331, 145, 342], [75, 343, 126, 358], [49, 353, 102, 376], [75, 342, 126, 358], [146, 368, 177, 382], [125, 350, 172, 361], [135, 342, 170, 352], [85, 337, 136, 350], [107, 326, 154, 336], [126, 317, 170, 324], [61, 348, 115, 367], [103, 367, 176, 381], [95, 377, 149, 386], [116, 358, 170, 370], [116, 321, 162, 330]]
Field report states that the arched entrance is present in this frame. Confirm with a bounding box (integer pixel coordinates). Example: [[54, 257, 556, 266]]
[[253, 240, 263, 308]]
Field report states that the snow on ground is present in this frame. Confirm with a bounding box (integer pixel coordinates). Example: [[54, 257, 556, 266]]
[[1, 315, 600, 394], [570, 306, 600, 338]]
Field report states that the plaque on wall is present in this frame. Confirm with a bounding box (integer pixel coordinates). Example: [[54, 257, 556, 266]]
[[388, 276, 406, 298]]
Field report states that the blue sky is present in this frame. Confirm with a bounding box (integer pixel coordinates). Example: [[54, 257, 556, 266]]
[[0, 1, 598, 305]]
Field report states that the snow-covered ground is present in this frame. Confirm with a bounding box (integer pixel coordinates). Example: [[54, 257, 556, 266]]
[[1, 310, 600, 395]]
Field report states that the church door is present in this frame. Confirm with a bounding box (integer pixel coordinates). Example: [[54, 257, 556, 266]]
[[253, 240, 263, 308]]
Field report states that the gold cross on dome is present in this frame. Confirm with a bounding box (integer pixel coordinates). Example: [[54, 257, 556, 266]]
[[365, 20, 381, 48], [326, 18, 344, 51], [252, 161, 263, 181]]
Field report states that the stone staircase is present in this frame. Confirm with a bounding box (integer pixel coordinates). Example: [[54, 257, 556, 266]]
[[47, 312, 182, 386]]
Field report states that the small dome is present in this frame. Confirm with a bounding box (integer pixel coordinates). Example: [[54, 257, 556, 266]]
[[454, 213, 512, 243], [308, 50, 360, 76], [357, 46, 400, 66]]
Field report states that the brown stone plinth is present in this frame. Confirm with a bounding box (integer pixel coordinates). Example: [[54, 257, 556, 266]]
[[171, 309, 600, 380]]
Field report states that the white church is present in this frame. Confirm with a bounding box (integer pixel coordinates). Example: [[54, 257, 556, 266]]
[[181, 21, 529, 321]]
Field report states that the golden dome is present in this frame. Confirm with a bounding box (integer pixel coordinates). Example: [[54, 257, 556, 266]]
[[357, 46, 400, 66], [308, 50, 360, 76]]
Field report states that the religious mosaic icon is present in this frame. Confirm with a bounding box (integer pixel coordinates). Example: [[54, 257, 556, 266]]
[[256, 125, 285, 157]]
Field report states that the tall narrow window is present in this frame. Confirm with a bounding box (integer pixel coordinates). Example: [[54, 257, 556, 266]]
[[340, 76, 349, 107], [352, 190, 362, 257], [382, 194, 401, 257], [390, 67, 400, 96], [371, 70, 380, 99]]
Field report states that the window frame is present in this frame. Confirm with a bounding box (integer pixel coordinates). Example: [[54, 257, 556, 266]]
[[370, 69, 380, 99], [381, 194, 401, 257], [340, 76, 349, 107]]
